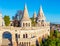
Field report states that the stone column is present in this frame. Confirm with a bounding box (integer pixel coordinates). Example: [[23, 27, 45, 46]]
[[12, 34, 17, 46], [24, 42, 26, 46], [27, 42, 28, 46], [29, 42, 30, 46], [0, 31, 2, 46]]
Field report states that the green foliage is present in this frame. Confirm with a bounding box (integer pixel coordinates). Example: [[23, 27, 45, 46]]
[[50, 30, 54, 38], [30, 17, 36, 26], [54, 30, 59, 37], [40, 30, 60, 46], [31, 44, 35, 46], [4, 15, 10, 26]]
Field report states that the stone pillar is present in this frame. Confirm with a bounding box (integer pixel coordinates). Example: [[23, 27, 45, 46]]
[[24, 42, 26, 46], [12, 34, 17, 46], [27, 42, 29, 46], [0, 32, 2, 46], [29, 42, 30, 46]]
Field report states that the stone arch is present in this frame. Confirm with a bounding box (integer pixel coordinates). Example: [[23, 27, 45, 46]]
[[2, 31, 12, 46], [36, 39, 39, 46], [2, 31, 12, 39]]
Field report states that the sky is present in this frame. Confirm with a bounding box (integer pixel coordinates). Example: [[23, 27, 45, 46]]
[[0, 0, 60, 24]]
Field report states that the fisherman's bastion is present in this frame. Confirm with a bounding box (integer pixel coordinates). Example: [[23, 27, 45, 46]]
[[0, 4, 50, 46]]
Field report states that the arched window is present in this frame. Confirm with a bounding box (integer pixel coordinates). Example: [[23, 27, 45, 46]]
[[39, 20, 40, 22], [15, 34, 18, 39], [26, 23, 27, 27], [23, 23, 24, 26], [2, 31, 12, 46], [23, 23, 26, 27], [23, 34, 25, 38], [42, 24, 44, 26], [42, 20, 44, 22], [18, 34, 20, 38], [2, 22, 3, 26], [23, 34, 28, 38], [26, 34, 28, 38]]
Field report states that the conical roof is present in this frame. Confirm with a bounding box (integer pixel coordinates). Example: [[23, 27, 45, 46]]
[[21, 4, 31, 21], [0, 12, 2, 18], [0, 13, 5, 26], [33, 11, 36, 18], [37, 6, 46, 20]]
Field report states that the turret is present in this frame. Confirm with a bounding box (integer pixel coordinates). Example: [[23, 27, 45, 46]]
[[21, 4, 31, 27], [0, 13, 5, 26], [33, 11, 36, 22], [37, 6, 46, 26]]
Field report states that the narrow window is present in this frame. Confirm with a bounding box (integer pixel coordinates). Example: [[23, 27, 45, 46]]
[[26, 34, 28, 38], [23, 34, 25, 38], [15, 34, 18, 39], [15, 34, 18, 43], [42, 20, 44, 22], [26, 23, 27, 27], [18, 34, 20, 38], [23, 23, 24, 27]]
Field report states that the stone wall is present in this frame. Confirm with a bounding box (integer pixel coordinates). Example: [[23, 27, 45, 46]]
[[0, 26, 50, 46]]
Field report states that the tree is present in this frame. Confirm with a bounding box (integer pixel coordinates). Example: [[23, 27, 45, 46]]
[[4, 15, 10, 26], [54, 30, 58, 38], [30, 17, 36, 26], [55, 38, 60, 46], [50, 29, 54, 39]]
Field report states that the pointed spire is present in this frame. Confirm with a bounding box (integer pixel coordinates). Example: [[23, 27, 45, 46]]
[[25, 3, 27, 9], [40, 5, 43, 14], [33, 11, 36, 19], [37, 5, 46, 20], [39, 5, 44, 17], [0, 12, 2, 18], [21, 4, 31, 21]]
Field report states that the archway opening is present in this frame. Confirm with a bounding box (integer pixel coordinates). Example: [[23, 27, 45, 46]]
[[36, 39, 39, 46], [2, 31, 12, 46]]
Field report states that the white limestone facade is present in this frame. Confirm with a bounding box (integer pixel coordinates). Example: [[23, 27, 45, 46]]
[[0, 4, 50, 46], [21, 4, 31, 27], [0, 13, 5, 26]]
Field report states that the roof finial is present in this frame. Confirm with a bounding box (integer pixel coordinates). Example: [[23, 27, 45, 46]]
[[40, 5, 43, 13], [33, 11, 36, 18], [21, 3, 31, 21], [24, 3, 27, 9]]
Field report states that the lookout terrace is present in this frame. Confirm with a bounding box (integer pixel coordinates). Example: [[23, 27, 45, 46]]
[[0, 4, 50, 46]]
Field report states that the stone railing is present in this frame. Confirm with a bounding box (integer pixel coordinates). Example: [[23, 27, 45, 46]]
[[18, 38, 36, 43], [0, 26, 50, 30]]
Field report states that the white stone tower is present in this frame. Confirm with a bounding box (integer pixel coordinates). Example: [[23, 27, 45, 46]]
[[0, 13, 5, 26], [37, 6, 46, 26], [21, 4, 31, 27], [33, 11, 36, 22]]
